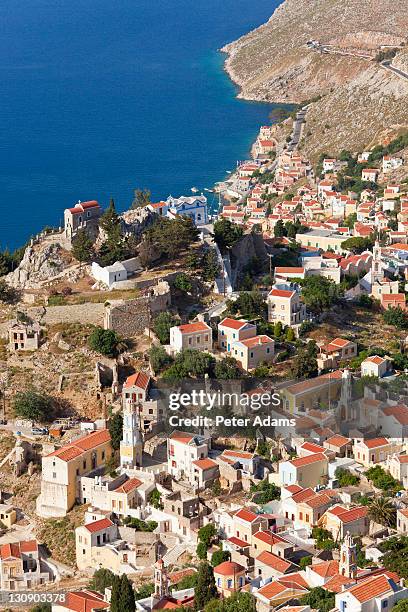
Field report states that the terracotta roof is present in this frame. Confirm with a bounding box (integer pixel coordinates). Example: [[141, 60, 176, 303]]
[[47, 429, 111, 462], [0, 543, 21, 559], [214, 560, 245, 576], [219, 318, 251, 330], [193, 458, 218, 470], [363, 355, 387, 366], [19, 540, 38, 553], [257, 581, 287, 599], [289, 453, 327, 468], [324, 573, 354, 593], [177, 322, 211, 334], [327, 505, 368, 523], [253, 531, 287, 546], [124, 371, 150, 390], [168, 568, 197, 585], [325, 434, 351, 448], [269, 289, 295, 298], [284, 370, 343, 395], [383, 405, 408, 425], [257, 551, 292, 573], [235, 508, 261, 523], [63, 590, 109, 612], [300, 441, 326, 454], [223, 449, 254, 460], [275, 267, 305, 274], [84, 518, 114, 533], [228, 536, 250, 548], [114, 477, 143, 494], [310, 560, 339, 578], [291, 488, 316, 503], [169, 431, 195, 444], [284, 484, 303, 494], [81, 200, 100, 209], [238, 335, 274, 348], [347, 574, 395, 603], [278, 573, 309, 589], [362, 437, 390, 449]]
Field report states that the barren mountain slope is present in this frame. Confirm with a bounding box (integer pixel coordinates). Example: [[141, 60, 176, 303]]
[[223, 0, 408, 159]]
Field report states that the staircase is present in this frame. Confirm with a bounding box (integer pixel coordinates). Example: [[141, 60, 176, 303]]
[[162, 542, 195, 567]]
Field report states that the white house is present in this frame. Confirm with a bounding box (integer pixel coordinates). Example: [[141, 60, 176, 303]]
[[383, 156, 403, 173], [169, 322, 212, 354], [167, 431, 210, 484], [335, 573, 407, 612], [360, 355, 389, 378], [166, 195, 208, 226], [91, 257, 141, 289]]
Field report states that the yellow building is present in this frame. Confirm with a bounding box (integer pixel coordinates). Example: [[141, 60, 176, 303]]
[[214, 560, 245, 598], [280, 371, 343, 414], [0, 504, 17, 529], [36, 429, 112, 518], [353, 437, 400, 468]]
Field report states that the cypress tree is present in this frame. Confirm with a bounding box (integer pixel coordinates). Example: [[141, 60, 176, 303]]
[[119, 574, 135, 612], [194, 562, 218, 611], [110, 575, 121, 612]]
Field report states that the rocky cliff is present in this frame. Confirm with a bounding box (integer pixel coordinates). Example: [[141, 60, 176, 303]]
[[223, 0, 408, 159]]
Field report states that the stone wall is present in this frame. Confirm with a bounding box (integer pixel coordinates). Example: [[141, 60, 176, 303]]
[[104, 282, 171, 337]]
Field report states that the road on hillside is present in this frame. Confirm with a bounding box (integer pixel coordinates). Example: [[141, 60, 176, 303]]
[[381, 60, 408, 81]]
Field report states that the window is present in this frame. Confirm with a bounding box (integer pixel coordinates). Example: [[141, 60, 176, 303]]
[[52, 472, 57, 479], [227, 579, 232, 589], [382, 603, 388, 609]]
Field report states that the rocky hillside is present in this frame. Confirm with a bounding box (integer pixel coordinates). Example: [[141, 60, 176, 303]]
[[223, 0, 408, 160]]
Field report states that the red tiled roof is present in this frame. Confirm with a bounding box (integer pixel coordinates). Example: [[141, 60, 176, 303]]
[[219, 318, 251, 330], [84, 518, 114, 534], [177, 322, 211, 334], [300, 441, 326, 454], [214, 561, 245, 576], [269, 289, 295, 298], [253, 531, 287, 546], [235, 508, 261, 523], [347, 574, 394, 603], [310, 560, 339, 578], [114, 477, 143, 494], [193, 458, 218, 470], [275, 267, 305, 274], [239, 335, 274, 348], [383, 405, 408, 426], [169, 431, 195, 444], [291, 488, 316, 503], [289, 453, 327, 468], [63, 590, 109, 612], [325, 434, 351, 448], [362, 437, 390, 449], [124, 371, 150, 390], [47, 429, 111, 462], [228, 536, 250, 548], [223, 449, 254, 460], [284, 484, 303, 494], [257, 551, 292, 573]]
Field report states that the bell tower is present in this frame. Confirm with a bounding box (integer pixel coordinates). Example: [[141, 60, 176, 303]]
[[154, 558, 169, 599], [339, 531, 357, 580], [371, 240, 383, 283], [120, 399, 143, 469]]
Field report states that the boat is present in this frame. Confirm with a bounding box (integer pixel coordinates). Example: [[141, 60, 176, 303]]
[[191, 187, 199, 193]]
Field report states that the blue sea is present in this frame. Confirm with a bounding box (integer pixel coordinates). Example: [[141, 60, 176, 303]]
[[0, 0, 280, 250]]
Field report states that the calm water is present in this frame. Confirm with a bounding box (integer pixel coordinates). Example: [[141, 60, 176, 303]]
[[0, 0, 280, 250]]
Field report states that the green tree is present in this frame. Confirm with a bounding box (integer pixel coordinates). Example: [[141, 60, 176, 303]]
[[274, 321, 283, 338], [153, 312, 177, 344], [299, 276, 342, 313], [194, 562, 218, 611], [367, 496, 397, 527], [202, 248, 221, 282], [13, 390, 53, 423], [228, 291, 266, 319], [0, 251, 11, 276], [197, 541, 208, 559], [213, 219, 243, 252], [291, 346, 318, 379], [148, 344, 172, 372], [110, 574, 121, 612], [99, 198, 127, 266], [250, 480, 280, 504], [71, 229, 94, 264], [89, 568, 115, 593], [285, 327, 295, 342], [173, 273, 193, 293], [274, 219, 286, 237], [109, 413, 123, 451], [393, 601, 408, 612], [341, 236, 374, 254], [134, 583, 155, 600], [198, 524, 217, 547], [204, 592, 256, 612], [148, 488, 163, 509], [380, 536, 408, 578], [0, 279, 15, 303], [132, 188, 151, 209], [119, 573, 135, 612], [88, 327, 123, 357], [214, 357, 241, 380], [300, 587, 335, 612], [365, 465, 401, 493], [335, 468, 360, 487], [299, 556, 313, 570], [383, 307, 408, 329], [30, 606, 51, 612]]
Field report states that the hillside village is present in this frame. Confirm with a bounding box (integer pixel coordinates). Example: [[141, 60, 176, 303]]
[[2, 99, 408, 612]]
